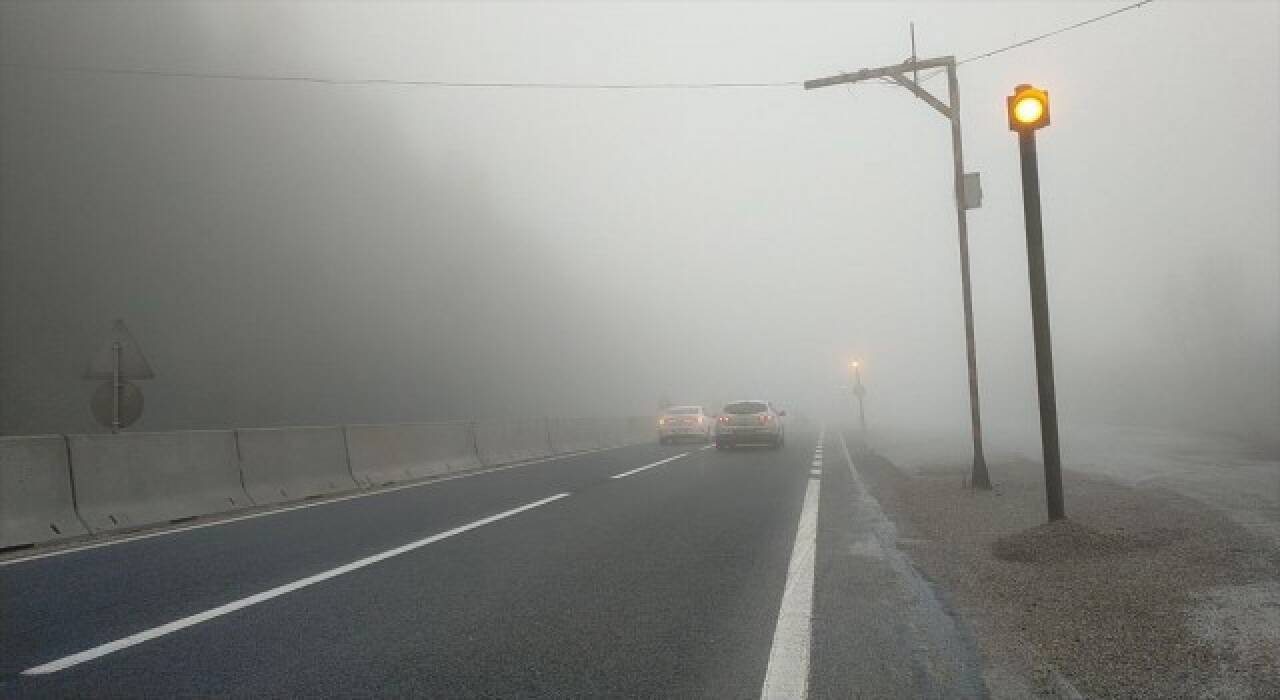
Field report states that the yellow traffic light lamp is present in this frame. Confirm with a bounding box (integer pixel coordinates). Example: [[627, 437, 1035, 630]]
[[1007, 84, 1050, 131]]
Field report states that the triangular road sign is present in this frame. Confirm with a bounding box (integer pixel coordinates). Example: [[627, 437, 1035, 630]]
[[83, 320, 156, 380]]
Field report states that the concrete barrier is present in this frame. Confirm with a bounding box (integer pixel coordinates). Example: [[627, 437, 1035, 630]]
[[236, 426, 358, 505], [626, 416, 657, 445], [591, 416, 622, 448], [546, 416, 653, 453], [0, 436, 89, 548], [591, 417, 623, 448], [547, 417, 607, 454], [345, 422, 479, 487], [475, 418, 553, 466], [69, 430, 251, 533]]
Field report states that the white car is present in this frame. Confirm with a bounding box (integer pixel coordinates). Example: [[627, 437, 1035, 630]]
[[714, 400, 786, 449], [658, 405, 713, 444]]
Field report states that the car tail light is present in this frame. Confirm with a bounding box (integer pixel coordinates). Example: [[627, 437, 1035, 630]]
[[759, 414, 771, 424]]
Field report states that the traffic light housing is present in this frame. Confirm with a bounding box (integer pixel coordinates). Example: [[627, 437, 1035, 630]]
[[1008, 84, 1050, 131]]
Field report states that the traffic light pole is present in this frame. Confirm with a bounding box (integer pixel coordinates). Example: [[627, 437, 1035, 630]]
[[1016, 128, 1065, 520], [807, 56, 991, 489]]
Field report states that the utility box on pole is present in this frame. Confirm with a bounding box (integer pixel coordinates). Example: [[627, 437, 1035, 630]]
[[962, 172, 983, 210]]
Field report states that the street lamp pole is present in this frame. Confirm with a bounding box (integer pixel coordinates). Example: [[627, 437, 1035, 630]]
[[851, 361, 866, 437], [807, 57, 991, 489]]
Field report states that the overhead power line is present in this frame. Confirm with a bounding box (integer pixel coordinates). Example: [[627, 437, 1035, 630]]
[[959, 0, 1155, 66], [0, 62, 800, 89], [0, 1, 1155, 91], [917, 0, 1155, 83]]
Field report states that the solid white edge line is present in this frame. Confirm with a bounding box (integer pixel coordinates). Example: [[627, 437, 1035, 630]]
[[610, 452, 690, 479], [22, 492, 571, 675], [761, 465, 821, 699], [1, 444, 629, 568]]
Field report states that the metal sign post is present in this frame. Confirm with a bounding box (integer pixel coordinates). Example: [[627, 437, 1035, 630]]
[[84, 320, 154, 432], [112, 341, 122, 433]]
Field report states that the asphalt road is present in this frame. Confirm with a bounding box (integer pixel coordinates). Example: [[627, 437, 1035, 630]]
[[1, 427, 985, 698]]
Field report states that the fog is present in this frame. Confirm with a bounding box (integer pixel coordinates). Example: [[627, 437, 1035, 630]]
[[1, 1, 1276, 446]]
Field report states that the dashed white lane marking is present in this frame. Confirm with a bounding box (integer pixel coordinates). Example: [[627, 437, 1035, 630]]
[[1, 445, 626, 568], [810, 431, 825, 472], [761, 461, 821, 698], [22, 492, 572, 675], [610, 452, 690, 479]]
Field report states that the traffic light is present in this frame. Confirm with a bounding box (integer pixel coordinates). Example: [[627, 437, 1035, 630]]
[[1006, 80, 1064, 520], [1007, 84, 1050, 131]]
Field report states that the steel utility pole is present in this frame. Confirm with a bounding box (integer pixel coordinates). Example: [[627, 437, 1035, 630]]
[[806, 56, 992, 490]]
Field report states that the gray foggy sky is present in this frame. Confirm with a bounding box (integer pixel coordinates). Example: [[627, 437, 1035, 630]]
[[1, 1, 1276, 440]]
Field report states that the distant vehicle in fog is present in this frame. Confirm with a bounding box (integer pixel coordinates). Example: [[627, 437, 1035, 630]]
[[714, 400, 785, 450], [658, 405, 713, 444]]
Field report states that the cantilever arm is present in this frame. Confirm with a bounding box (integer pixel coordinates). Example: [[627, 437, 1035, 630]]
[[886, 73, 952, 120]]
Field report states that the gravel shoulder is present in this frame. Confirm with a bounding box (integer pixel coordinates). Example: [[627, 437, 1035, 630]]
[[852, 435, 1280, 699]]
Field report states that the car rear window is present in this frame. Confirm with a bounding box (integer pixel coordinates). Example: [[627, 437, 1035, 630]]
[[665, 406, 700, 415], [724, 401, 767, 415]]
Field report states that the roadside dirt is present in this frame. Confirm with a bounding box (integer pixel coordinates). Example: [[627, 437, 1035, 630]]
[[854, 444, 1280, 699]]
